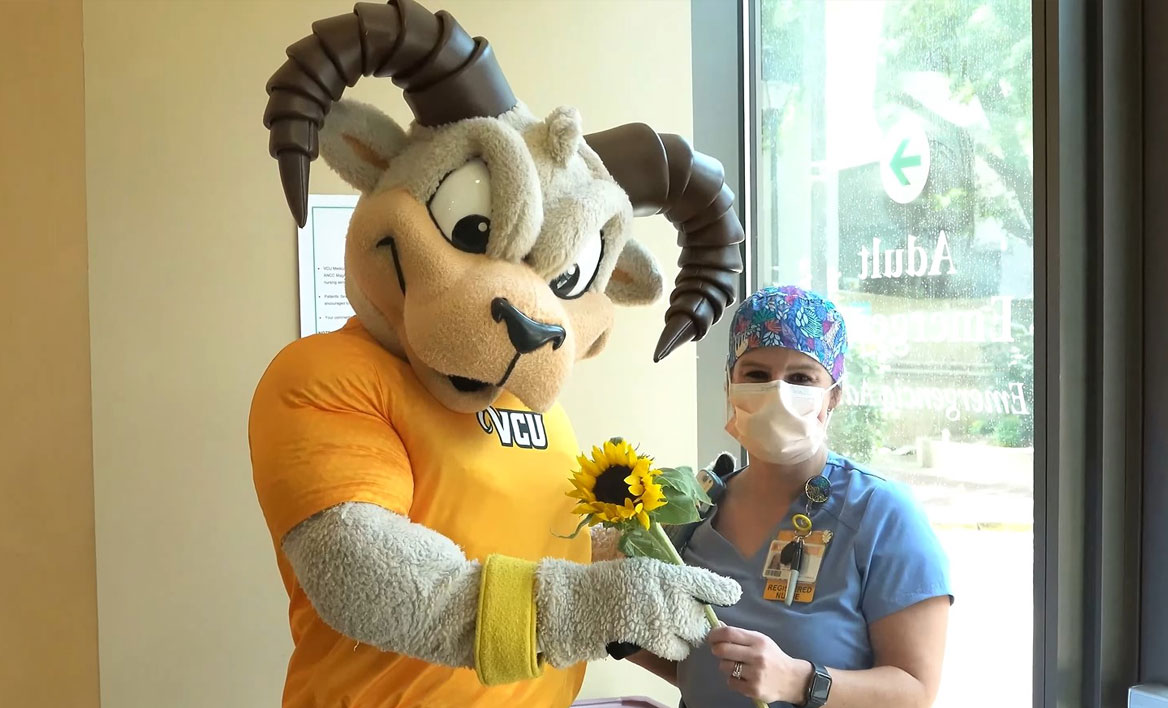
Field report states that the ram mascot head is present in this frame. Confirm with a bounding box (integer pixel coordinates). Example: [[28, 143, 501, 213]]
[[263, 0, 744, 413]]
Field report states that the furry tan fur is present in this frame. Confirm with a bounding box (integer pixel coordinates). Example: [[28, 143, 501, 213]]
[[320, 98, 658, 414]]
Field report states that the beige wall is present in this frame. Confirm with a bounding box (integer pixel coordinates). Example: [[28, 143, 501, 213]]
[[0, 0, 100, 706], [83, 1, 692, 706]]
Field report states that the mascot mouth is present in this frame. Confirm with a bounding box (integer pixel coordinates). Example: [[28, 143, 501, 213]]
[[448, 375, 492, 393], [444, 352, 521, 394]]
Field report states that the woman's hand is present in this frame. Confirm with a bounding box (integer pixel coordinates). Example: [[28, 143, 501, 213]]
[[709, 625, 814, 705]]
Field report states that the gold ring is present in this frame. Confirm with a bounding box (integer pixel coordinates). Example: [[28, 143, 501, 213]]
[[732, 661, 744, 680], [792, 513, 813, 534]]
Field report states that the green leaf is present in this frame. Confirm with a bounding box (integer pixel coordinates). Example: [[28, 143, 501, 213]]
[[657, 466, 712, 506], [553, 516, 592, 540], [652, 486, 702, 525], [618, 524, 675, 564]]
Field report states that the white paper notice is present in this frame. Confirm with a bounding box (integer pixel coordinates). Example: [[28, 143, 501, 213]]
[[298, 194, 358, 337]]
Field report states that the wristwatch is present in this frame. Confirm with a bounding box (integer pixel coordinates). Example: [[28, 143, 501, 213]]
[[799, 662, 832, 708]]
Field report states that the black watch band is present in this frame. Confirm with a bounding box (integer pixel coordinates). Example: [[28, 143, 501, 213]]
[[799, 662, 832, 708]]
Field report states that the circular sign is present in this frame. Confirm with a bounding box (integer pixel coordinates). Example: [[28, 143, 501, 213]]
[[879, 115, 931, 204]]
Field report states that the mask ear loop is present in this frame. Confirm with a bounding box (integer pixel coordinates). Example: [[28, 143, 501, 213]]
[[823, 374, 844, 428], [723, 368, 734, 425]]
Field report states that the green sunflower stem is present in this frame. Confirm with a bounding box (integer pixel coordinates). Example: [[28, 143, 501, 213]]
[[648, 522, 721, 630]]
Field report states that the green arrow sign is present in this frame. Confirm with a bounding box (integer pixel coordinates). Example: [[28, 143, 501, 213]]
[[881, 117, 930, 204], [890, 138, 922, 186]]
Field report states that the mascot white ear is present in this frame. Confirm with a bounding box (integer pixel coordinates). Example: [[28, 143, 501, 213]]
[[606, 239, 664, 305], [319, 99, 408, 194]]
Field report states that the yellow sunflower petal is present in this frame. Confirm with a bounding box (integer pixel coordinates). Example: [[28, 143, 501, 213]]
[[592, 445, 610, 467], [592, 501, 634, 525], [636, 510, 651, 530], [638, 472, 658, 492], [571, 477, 596, 493], [604, 440, 623, 465], [641, 480, 667, 510], [642, 495, 667, 512], [625, 474, 645, 496], [580, 457, 602, 478], [646, 488, 667, 506]]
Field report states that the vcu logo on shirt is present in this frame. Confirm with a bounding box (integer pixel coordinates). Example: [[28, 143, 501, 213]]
[[476, 407, 548, 450]]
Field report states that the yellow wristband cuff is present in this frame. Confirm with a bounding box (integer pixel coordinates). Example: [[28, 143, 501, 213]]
[[474, 554, 544, 686]]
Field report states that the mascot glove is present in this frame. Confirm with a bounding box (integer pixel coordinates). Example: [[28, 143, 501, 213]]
[[534, 556, 741, 666]]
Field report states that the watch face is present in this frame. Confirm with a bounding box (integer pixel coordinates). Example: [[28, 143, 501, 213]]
[[811, 670, 832, 700], [803, 663, 831, 707]]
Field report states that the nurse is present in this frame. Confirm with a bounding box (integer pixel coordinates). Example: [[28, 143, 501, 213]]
[[631, 285, 953, 708]]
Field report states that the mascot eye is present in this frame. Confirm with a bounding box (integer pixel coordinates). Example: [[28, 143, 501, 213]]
[[429, 159, 492, 254], [550, 230, 603, 299]]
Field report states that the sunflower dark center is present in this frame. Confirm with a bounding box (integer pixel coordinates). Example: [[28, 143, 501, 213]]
[[593, 465, 635, 506]]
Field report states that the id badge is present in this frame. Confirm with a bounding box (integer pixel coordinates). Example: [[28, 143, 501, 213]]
[[761, 529, 832, 603]]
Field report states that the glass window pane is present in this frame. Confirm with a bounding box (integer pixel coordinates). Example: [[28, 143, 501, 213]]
[[754, 1, 1034, 705]]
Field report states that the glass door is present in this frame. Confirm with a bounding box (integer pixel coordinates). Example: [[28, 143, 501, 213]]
[[750, 2, 1034, 705]]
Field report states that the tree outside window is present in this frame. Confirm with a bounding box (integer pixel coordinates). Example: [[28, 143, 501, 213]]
[[754, 2, 1033, 705]]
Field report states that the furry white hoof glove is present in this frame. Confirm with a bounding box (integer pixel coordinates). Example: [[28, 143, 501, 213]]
[[535, 556, 741, 665]]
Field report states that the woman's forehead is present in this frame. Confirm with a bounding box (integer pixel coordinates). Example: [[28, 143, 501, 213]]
[[735, 346, 829, 373]]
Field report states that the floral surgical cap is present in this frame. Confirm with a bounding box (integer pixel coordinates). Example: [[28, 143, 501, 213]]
[[728, 285, 849, 381]]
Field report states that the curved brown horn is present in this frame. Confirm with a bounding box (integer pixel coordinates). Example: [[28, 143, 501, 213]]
[[263, 0, 517, 226], [585, 124, 745, 362]]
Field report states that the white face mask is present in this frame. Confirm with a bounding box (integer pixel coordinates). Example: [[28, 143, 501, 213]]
[[724, 380, 835, 465]]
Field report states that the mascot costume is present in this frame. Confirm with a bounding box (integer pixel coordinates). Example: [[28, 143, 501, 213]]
[[249, 2, 746, 706]]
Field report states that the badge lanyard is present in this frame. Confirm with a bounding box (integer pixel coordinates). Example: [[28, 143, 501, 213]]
[[777, 474, 832, 606]]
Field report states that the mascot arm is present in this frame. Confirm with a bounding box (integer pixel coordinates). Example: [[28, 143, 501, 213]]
[[282, 502, 741, 687], [280, 502, 545, 685], [282, 502, 481, 668]]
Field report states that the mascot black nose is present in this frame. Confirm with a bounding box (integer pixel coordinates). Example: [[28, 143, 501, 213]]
[[491, 298, 566, 354]]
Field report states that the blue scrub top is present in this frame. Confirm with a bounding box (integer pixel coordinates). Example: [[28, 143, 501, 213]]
[[677, 452, 953, 708]]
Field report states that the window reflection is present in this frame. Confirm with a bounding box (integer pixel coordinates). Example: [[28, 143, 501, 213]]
[[753, 1, 1034, 705]]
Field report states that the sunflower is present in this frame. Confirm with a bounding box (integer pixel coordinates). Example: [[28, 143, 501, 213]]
[[567, 438, 666, 530]]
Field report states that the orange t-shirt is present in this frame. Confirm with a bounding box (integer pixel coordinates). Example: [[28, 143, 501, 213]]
[[249, 318, 590, 708]]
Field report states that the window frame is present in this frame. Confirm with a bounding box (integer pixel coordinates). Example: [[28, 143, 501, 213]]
[[1039, 0, 1145, 704], [688, 0, 1159, 704], [1139, 0, 1168, 688], [690, 0, 751, 468]]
